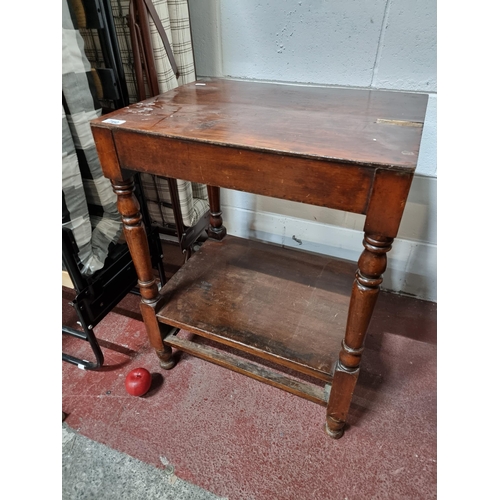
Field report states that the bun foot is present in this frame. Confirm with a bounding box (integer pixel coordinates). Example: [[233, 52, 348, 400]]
[[159, 358, 176, 370], [156, 347, 176, 370], [325, 416, 345, 439], [325, 424, 344, 439]]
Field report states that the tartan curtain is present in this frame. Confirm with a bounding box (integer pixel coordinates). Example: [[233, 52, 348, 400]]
[[62, 0, 122, 276]]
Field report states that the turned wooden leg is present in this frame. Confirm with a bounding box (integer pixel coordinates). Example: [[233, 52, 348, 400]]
[[325, 234, 393, 438], [206, 185, 227, 240], [113, 177, 175, 370]]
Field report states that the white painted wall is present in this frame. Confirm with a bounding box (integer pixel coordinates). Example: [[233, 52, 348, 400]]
[[187, 0, 437, 301]]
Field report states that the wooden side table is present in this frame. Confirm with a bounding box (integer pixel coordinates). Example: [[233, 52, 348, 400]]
[[91, 79, 428, 438]]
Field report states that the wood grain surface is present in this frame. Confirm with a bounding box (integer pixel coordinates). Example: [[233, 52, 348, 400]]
[[157, 235, 357, 381], [92, 78, 428, 170]]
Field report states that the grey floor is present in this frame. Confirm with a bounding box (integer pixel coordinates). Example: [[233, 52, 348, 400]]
[[62, 424, 225, 500]]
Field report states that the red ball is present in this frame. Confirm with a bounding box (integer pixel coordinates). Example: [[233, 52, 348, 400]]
[[125, 367, 152, 397]]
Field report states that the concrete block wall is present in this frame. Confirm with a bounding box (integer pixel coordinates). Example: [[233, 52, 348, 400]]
[[187, 0, 437, 301]]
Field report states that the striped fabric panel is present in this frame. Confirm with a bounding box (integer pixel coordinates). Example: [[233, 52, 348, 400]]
[[62, 0, 123, 276]]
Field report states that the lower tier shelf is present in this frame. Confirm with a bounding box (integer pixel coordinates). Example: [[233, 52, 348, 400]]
[[157, 235, 357, 381]]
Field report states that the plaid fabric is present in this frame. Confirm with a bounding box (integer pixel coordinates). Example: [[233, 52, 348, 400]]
[[74, 0, 208, 229], [62, 0, 122, 276], [141, 0, 208, 227], [141, 174, 208, 227], [148, 0, 196, 90], [77, 0, 196, 101], [110, 1, 142, 104]]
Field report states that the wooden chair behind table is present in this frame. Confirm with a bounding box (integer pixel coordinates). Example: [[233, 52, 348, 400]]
[[127, 0, 210, 260]]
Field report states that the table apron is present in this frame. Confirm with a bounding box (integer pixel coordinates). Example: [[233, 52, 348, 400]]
[[113, 130, 375, 214]]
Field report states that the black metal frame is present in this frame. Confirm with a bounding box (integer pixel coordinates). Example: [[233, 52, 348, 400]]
[[154, 178, 209, 260], [77, 0, 129, 110], [63, 0, 207, 369], [62, 175, 166, 370]]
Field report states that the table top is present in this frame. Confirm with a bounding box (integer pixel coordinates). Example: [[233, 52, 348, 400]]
[[93, 78, 428, 171]]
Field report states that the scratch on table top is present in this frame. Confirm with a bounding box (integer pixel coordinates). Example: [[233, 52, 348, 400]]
[[376, 118, 423, 127]]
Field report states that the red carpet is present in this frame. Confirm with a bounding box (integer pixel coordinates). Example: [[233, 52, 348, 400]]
[[62, 284, 436, 499]]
